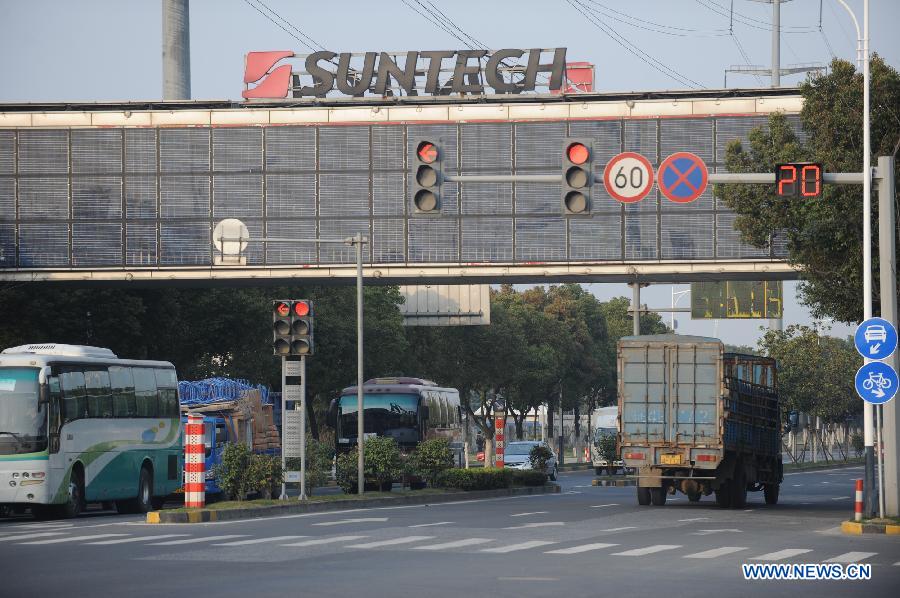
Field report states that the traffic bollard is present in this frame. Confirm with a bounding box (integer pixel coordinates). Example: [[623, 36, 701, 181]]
[[184, 414, 205, 508], [854, 479, 864, 522]]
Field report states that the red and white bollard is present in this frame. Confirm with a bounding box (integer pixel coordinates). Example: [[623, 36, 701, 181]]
[[854, 479, 864, 522], [184, 414, 205, 508]]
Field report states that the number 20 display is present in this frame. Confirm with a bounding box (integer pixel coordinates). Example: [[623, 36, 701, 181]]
[[775, 163, 823, 198]]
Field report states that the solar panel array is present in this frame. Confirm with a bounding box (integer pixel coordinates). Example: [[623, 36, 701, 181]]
[[0, 116, 795, 269]]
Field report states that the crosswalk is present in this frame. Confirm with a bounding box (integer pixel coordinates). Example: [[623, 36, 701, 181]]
[[0, 527, 894, 565]]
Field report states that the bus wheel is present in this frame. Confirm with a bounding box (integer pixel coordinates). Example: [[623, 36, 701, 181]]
[[135, 467, 154, 514], [61, 468, 85, 518]]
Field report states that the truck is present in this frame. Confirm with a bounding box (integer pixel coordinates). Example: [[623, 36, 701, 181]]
[[590, 406, 624, 475], [619, 334, 782, 508]]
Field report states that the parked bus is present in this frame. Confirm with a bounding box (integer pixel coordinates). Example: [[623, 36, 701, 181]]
[[329, 377, 462, 455], [0, 344, 182, 518]]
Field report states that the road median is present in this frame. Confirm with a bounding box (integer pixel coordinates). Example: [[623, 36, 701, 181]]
[[148, 483, 560, 524]]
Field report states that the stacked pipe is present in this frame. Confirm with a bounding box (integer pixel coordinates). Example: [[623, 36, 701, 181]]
[[184, 414, 205, 508]]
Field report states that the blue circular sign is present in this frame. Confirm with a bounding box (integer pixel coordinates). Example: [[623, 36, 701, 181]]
[[658, 152, 708, 203], [854, 317, 898, 360], [855, 361, 898, 404]]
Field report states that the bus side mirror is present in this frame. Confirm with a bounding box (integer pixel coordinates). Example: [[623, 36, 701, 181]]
[[420, 405, 430, 421], [326, 400, 337, 427]]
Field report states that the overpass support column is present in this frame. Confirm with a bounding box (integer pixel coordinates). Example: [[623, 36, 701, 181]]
[[878, 155, 898, 516]]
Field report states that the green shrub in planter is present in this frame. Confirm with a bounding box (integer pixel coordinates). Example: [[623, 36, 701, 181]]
[[249, 453, 282, 499], [364, 436, 403, 490], [408, 438, 454, 488], [286, 438, 334, 492], [529, 444, 553, 474], [439, 467, 513, 491], [335, 449, 359, 494], [510, 470, 547, 486], [214, 442, 253, 501]]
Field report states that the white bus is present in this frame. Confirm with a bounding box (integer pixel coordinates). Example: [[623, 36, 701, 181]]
[[0, 344, 182, 518]]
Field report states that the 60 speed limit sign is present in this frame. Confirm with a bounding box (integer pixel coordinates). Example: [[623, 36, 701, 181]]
[[603, 152, 654, 203]]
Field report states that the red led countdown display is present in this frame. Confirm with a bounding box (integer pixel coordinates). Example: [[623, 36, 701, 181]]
[[775, 163, 823, 198]]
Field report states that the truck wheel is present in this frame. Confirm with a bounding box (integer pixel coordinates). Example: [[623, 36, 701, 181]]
[[595, 467, 604, 476], [715, 483, 732, 508], [650, 487, 667, 506], [637, 487, 651, 505], [687, 491, 701, 502], [764, 483, 780, 505], [730, 467, 747, 509]]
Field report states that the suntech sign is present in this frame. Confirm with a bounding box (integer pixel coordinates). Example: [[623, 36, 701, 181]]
[[242, 48, 567, 99]]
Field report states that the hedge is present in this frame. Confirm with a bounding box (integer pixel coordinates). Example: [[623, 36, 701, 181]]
[[438, 467, 548, 490]]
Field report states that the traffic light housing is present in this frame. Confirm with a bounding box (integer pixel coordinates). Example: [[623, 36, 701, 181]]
[[272, 300, 314, 356], [562, 139, 593, 215], [411, 138, 442, 214]]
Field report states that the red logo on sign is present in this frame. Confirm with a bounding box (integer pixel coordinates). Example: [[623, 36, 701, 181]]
[[243, 51, 294, 99]]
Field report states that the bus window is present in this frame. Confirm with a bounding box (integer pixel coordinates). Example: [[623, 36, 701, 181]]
[[59, 370, 87, 423], [154, 368, 179, 417], [110, 366, 136, 418], [84, 369, 113, 418], [133, 368, 159, 418]]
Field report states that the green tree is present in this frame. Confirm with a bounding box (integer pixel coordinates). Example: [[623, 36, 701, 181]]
[[717, 57, 900, 323]]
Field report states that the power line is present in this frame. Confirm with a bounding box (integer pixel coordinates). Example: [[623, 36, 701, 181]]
[[582, 0, 731, 37], [242, 0, 324, 52], [401, 0, 476, 49], [695, 0, 817, 33], [818, 0, 837, 61]]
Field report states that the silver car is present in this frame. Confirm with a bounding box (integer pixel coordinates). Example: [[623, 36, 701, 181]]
[[502, 441, 559, 481]]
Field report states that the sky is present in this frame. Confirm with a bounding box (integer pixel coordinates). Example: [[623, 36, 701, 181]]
[[2, 0, 896, 346]]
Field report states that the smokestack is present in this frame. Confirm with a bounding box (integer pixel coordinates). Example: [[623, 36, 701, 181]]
[[162, 0, 191, 100]]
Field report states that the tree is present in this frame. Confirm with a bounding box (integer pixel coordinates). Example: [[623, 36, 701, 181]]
[[717, 57, 900, 323]]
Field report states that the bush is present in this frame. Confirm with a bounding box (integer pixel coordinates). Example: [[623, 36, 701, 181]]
[[851, 432, 864, 458], [335, 449, 359, 493], [510, 470, 548, 486], [214, 443, 253, 501], [364, 437, 403, 489], [408, 438, 454, 488], [249, 453, 282, 499], [529, 444, 553, 474], [439, 467, 513, 491], [286, 438, 334, 491]]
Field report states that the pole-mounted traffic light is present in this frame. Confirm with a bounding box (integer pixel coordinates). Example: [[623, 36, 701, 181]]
[[562, 139, 593, 215], [272, 300, 314, 356], [411, 138, 442, 214]]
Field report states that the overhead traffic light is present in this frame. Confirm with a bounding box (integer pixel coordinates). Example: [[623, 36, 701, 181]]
[[562, 139, 593, 215], [272, 300, 314, 356], [411, 138, 442, 214]]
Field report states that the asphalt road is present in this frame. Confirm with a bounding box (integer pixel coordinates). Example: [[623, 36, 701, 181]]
[[1, 464, 897, 598]]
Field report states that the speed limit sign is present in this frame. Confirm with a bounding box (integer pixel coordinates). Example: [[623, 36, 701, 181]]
[[603, 152, 654, 203]]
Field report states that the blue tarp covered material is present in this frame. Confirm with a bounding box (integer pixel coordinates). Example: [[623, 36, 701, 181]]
[[178, 377, 271, 407]]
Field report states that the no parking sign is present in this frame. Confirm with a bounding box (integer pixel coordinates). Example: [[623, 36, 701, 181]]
[[658, 152, 708, 203]]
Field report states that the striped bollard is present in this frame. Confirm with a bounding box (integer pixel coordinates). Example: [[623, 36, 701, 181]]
[[184, 414, 205, 508], [854, 479, 864, 522]]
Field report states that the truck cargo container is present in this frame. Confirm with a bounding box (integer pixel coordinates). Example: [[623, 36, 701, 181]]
[[619, 334, 782, 508]]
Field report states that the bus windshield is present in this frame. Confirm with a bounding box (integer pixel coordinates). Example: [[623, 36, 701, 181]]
[[0, 367, 48, 455], [338, 393, 419, 443]]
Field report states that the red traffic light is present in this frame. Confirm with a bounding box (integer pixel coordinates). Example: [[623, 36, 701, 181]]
[[275, 302, 291, 317], [417, 141, 438, 164], [567, 142, 589, 165], [293, 301, 310, 317]]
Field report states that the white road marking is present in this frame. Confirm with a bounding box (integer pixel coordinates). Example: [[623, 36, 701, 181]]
[[503, 522, 564, 530], [312, 517, 389, 527], [408, 521, 454, 528], [18, 533, 129, 545], [677, 517, 710, 522], [612, 544, 682, 556], [497, 577, 558, 582], [684, 546, 748, 559], [545, 542, 618, 555], [830, 497, 850, 501], [792, 484, 802, 487], [599, 527, 637, 532], [690, 529, 742, 536], [824, 552, 877, 563], [591, 504, 620, 508], [565, 491, 582, 494], [282, 535, 367, 547], [0, 531, 68, 542], [751, 549, 813, 561], [481, 540, 557, 553], [893, 561, 900, 566], [148, 535, 247, 545], [213, 535, 307, 546], [413, 538, 494, 550], [347, 535, 434, 549], [820, 481, 831, 484], [510, 511, 549, 517], [84, 534, 190, 545]]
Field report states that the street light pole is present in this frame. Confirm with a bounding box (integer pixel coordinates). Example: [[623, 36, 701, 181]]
[[353, 233, 365, 495]]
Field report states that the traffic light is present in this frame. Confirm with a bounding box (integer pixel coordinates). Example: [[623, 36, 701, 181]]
[[411, 138, 442, 214], [562, 139, 593, 214], [775, 163, 823, 198], [272, 300, 314, 356]]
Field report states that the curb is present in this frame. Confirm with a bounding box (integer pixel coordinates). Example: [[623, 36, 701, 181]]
[[841, 521, 900, 535], [148, 484, 561, 524], [784, 460, 865, 473]]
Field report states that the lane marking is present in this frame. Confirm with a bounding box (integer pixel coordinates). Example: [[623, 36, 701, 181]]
[[678, 517, 710, 522], [148, 535, 247, 545], [690, 529, 742, 536], [18, 533, 129, 545], [751, 549, 813, 561], [481, 540, 557, 553], [612, 544, 682, 556], [84, 534, 189, 545], [545, 542, 618, 555], [282, 535, 367, 547], [565, 491, 582, 494], [497, 577, 558, 582], [312, 517, 389, 527], [0, 531, 69, 542], [510, 511, 548, 517], [684, 546, 748, 559], [792, 484, 802, 487], [599, 526, 637, 532], [830, 497, 850, 501], [591, 504, 620, 508], [213, 535, 307, 546], [408, 522, 454, 528], [347, 535, 434, 549], [824, 551, 877, 563], [413, 538, 493, 550], [503, 522, 564, 530]]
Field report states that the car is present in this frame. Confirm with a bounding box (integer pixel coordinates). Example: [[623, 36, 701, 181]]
[[865, 325, 888, 343], [502, 440, 559, 481]]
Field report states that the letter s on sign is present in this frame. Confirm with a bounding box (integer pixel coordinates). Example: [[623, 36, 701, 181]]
[[300, 51, 337, 97]]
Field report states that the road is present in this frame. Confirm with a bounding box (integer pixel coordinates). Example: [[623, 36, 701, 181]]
[[1, 465, 897, 597]]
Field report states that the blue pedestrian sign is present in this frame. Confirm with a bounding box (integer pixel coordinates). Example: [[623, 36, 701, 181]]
[[855, 361, 898, 404], [854, 317, 897, 360]]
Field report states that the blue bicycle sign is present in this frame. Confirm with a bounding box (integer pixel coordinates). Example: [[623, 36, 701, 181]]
[[854, 317, 898, 360], [855, 361, 899, 404]]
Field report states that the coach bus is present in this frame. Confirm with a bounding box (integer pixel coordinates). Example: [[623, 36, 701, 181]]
[[0, 344, 182, 518], [329, 377, 462, 455]]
